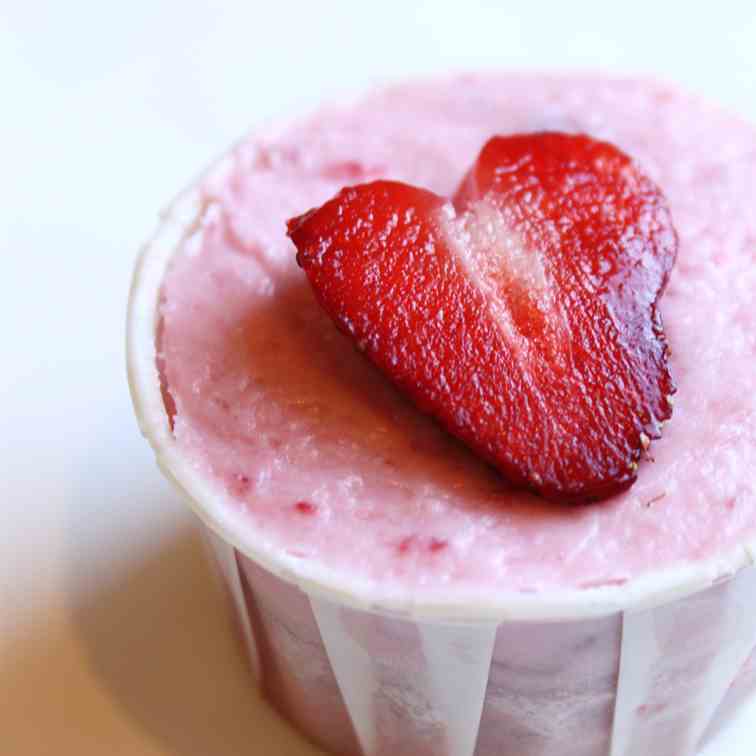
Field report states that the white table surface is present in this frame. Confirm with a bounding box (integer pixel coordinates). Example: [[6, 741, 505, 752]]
[[2, 2, 756, 753]]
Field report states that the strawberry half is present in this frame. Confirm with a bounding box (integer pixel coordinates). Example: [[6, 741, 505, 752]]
[[287, 133, 677, 503]]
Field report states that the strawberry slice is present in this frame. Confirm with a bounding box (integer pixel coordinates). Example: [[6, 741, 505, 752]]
[[287, 133, 677, 503]]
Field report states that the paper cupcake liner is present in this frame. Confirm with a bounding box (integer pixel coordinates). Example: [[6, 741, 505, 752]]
[[128, 145, 756, 756], [204, 528, 756, 756]]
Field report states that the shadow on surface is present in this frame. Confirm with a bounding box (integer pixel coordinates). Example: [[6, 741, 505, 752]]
[[69, 524, 324, 755], [1, 524, 323, 755]]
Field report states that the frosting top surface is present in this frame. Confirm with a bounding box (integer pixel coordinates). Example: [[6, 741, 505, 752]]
[[159, 74, 756, 594]]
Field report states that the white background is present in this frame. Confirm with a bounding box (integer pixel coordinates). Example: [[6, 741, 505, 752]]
[[2, 1, 756, 753]]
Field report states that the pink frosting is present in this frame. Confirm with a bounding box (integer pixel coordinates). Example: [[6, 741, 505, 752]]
[[159, 74, 756, 594]]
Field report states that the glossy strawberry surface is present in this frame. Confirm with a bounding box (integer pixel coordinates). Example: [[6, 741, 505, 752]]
[[288, 133, 677, 502]]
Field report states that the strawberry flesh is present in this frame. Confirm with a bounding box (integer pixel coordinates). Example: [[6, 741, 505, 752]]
[[287, 133, 677, 503]]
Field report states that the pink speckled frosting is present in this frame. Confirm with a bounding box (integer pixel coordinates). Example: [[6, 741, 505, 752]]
[[158, 74, 756, 595]]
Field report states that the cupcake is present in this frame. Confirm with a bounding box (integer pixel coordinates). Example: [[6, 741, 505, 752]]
[[127, 74, 756, 756]]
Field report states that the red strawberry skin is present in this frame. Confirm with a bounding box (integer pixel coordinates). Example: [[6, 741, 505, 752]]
[[287, 134, 677, 503]]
